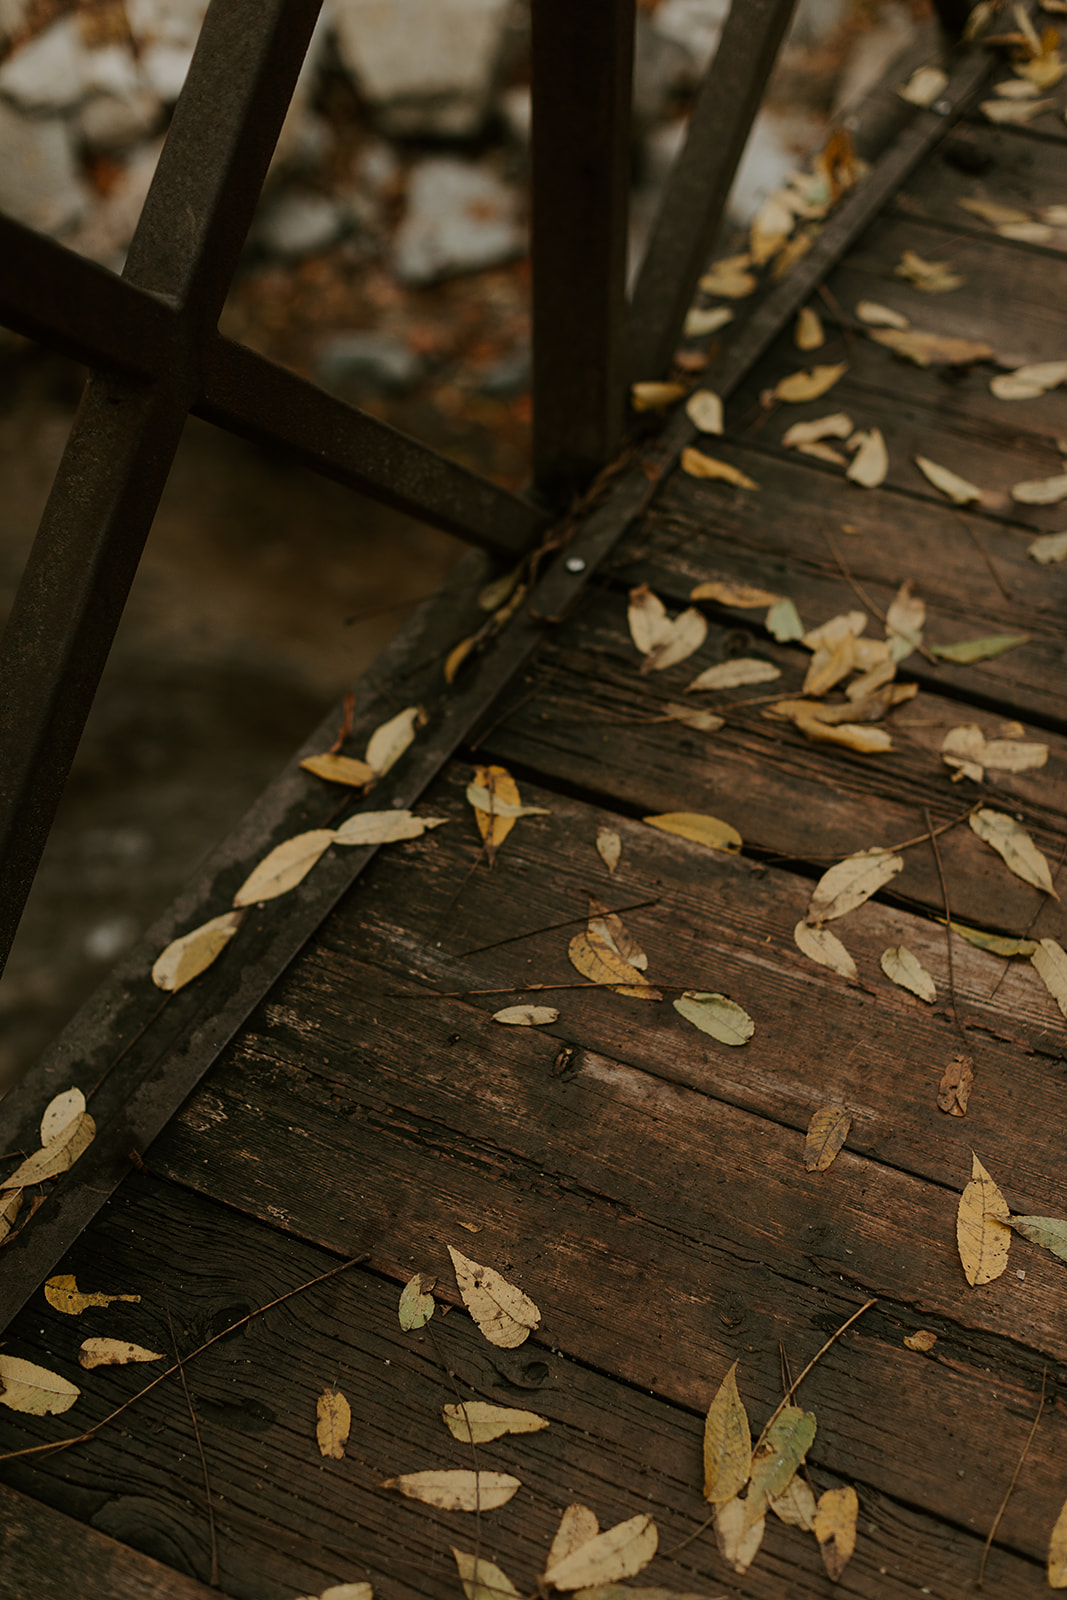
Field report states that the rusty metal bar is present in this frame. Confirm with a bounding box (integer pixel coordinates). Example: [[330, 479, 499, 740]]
[[626, 0, 798, 385], [530, 0, 635, 507]]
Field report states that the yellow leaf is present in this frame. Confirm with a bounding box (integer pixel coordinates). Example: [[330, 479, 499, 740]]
[[855, 301, 908, 329], [802, 636, 856, 697], [365, 706, 424, 776], [0, 1189, 23, 1246], [0, 1354, 79, 1415], [880, 946, 936, 1003], [885, 580, 925, 661], [300, 753, 376, 787], [39, 1088, 85, 1145], [898, 64, 948, 104], [152, 911, 242, 992], [684, 306, 733, 337], [969, 808, 1057, 896], [316, 1386, 351, 1459], [699, 255, 757, 298], [846, 428, 888, 488], [791, 714, 893, 754], [1050, 1494, 1067, 1588], [991, 360, 1067, 400], [714, 1496, 764, 1573], [293, 1585, 373, 1600], [958, 197, 1032, 226], [770, 231, 813, 280], [680, 448, 758, 488], [641, 608, 708, 674], [398, 1272, 435, 1331], [703, 1361, 751, 1505], [546, 1505, 600, 1572], [44, 1275, 140, 1315], [872, 330, 993, 367], [588, 895, 647, 970], [568, 929, 660, 1000], [794, 921, 857, 979], [795, 307, 824, 350], [894, 249, 963, 292], [956, 1151, 1010, 1286], [673, 992, 754, 1046], [804, 1106, 852, 1171], [904, 1329, 938, 1352], [468, 765, 520, 864], [643, 813, 741, 852], [233, 829, 335, 906], [465, 788, 551, 821], [380, 1470, 520, 1512], [452, 1549, 521, 1600], [631, 381, 686, 412], [750, 191, 795, 265], [596, 827, 621, 875], [806, 848, 903, 923], [769, 1476, 816, 1530], [782, 411, 854, 448], [543, 1514, 658, 1590], [478, 562, 524, 612], [442, 1402, 548, 1444], [445, 634, 478, 683], [627, 584, 671, 655], [1, 1112, 96, 1190], [492, 1006, 559, 1026], [981, 95, 1054, 120], [690, 580, 780, 609], [78, 1338, 164, 1370], [333, 811, 447, 847], [814, 1484, 859, 1582], [773, 363, 847, 403], [914, 455, 982, 504], [447, 1246, 541, 1348], [1032, 938, 1067, 1019], [1012, 472, 1067, 505], [687, 658, 780, 692], [685, 389, 724, 434]]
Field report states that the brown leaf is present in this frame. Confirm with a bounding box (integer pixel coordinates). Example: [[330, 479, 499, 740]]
[[447, 1246, 541, 1348], [316, 1386, 351, 1459], [871, 329, 993, 367], [44, 1275, 140, 1315], [804, 1106, 852, 1172], [690, 579, 780, 608], [937, 1056, 974, 1117], [814, 1485, 858, 1582], [680, 448, 758, 489], [773, 363, 848, 403], [894, 250, 963, 292], [956, 1151, 1010, 1286], [904, 1329, 938, 1352], [78, 1338, 163, 1370]]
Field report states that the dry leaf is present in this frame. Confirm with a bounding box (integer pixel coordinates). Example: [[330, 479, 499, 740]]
[[994, 77, 1043, 97], [814, 1485, 858, 1582], [1008, 1215, 1067, 1262], [773, 363, 847, 403], [980, 96, 1053, 121], [443, 1402, 548, 1444], [334, 811, 447, 846], [795, 307, 824, 350], [381, 1470, 520, 1512], [846, 428, 888, 488], [685, 390, 724, 434], [894, 250, 963, 292], [543, 1514, 658, 1591], [447, 1246, 540, 1348], [751, 192, 795, 265], [803, 611, 867, 651], [969, 808, 1057, 896], [941, 724, 1047, 781], [642, 608, 708, 674], [957, 1151, 1010, 1286], [663, 703, 723, 733], [233, 829, 335, 906], [445, 634, 477, 684], [769, 1476, 817, 1530], [952, 922, 1036, 957], [684, 306, 733, 337], [958, 197, 1032, 226], [794, 921, 857, 979], [0, 1189, 24, 1246], [365, 706, 424, 776], [673, 991, 754, 1046], [569, 928, 660, 1000], [631, 381, 685, 412], [847, 660, 896, 700], [627, 584, 671, 655], [1012, 472, 1067, 504], [804, 1106, 852, 1172], [931, 633, 1029, 664], [714, 1496, 764, 1573], [1052, 1496, 1067, 1588], [791, 713, 893, 754], [588, 896, 647, 970], [806, 848, 903, 923], [478, 562, 524, 612], [699, 254, 757, 298], [596, 827, 621, 875], [914, 455, 982, 504], [292, 1586, 372, 1600], [904, 1329, 938, 1352], [1029, 530, 1067, 563], [680, 448, 758, 489], [44, 1275, 140, 1315], [2, 1111, 96, 1190], [899, 64, 948, 104], [1032, 938, 1067, 1018], [880, 946, 936, 1003], [745, 1407, 817, 1527], [468, 766, 544, 864], [991, 360, 1067, 400], [687, 658, 780, 692], [771, 230, 814, 281], [78, 1338, 163, 1370], [855, 301, 908, 329], [152, 910, 242, 992], [644, 813, 741, 852], [0, 1354, 79, 1415], [766, 597, 804, 641], [398, 1272, 435, 1331], [315, 1386, 351, 1459], [39, 1089, 85, 1145], [300, 753, 376, 787], [690, 579, 779, 608], [782, 412, 853, 448], [885, 580, 925, 661], [546, 1505, 600, 1572], [703, 1361, 751, 1505], [452, 1549, 521, 1600], [937, 1056, 974, 1116], [873, 329, 992, 367], [492, 1005, 559, 1026]]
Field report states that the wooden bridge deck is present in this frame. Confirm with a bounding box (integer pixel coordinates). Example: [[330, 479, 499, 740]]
[[3, 105, 1067, 1600]]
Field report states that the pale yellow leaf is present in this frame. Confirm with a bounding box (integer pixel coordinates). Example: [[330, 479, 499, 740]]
[[802, 611, 867, 651], [1, 1112, 96, 1190], [1050, 1494, 1067, 1587], [940, 724, 1047, 781], [969, 808, 1057, 896], [884, 580, 925, 661], [445, 634, 477, 684], [39, 1088, 85, 1146], [770, 230, 813, 280], [663, 703, 724, 733], [956, 1151, 1010, 1286], [233, 829, 335, 906], [699, 254, 757, 298], [806, 848, 903, 923], [795, 307, 824, 350], [588, 895, 647, 970], [398, 1272, 436, 1330], [300, 753, 376, 787], [492, 1006, 559, 1026], [794, 920, 857, 979], [750, 192, 795, 265], [447, 1246, 541, 1348], [596, 827, 621, 875], [799, 441, 847, 465], [365, 706, 424, 776], [0, 1189, 23, 1245], [631, 381, 686, 412], [79, 1338, 163, 1370], [873, 330, 993, 367], [999, 220, 1054, 242], [380, 1470, 520, 1512], [782, 411, 854, 448], [803, 636, 856, 697], [673, 991, 754, 1046], [804, 1106, 852, 1171], [847, 660, 896, 700], [791, 714, 893, 754], [914, 455, 982, 504], [568, 929, 660, 1000], [334, 810, 447, 847], [543, 1514, 658, 1590], [855, 301, 908, 329], [641, 608, 708, 674], [643, 813, 741, 852], [478, 561, 524, 612], [152, 911, 242, 992], [898, 64, 948, 104], [991, 360, 1067, 400], [958, 197, 1032, 226], [452, 1549, 521, 1600], [316, 1386, 351, 1459], [468, 765, 520, 864], [546, 1505, 600, 1573], [993, 75, 1043, 97], [1040, 204, 1067, 225], [1032, 938, 1067, 1019], [766, 597, 805, 641], [685, 389, 724, 434], [894, 250, 963, 292], [714, 1497, 764, 1574], [904, 1329, 938, 1352], [680, 448, 758, 488], [769, 1476, 817, 1530], [880, 945, 936, 1003], [1029, 530, 1067, 563], [627, 584, 671, 655], [814, 1485, 858, 1582], [465, 788, 551, 821], [773, 363, 847, 403], [686, 658, 780, 692], [690, 579, 780, 608], [310, 1586, 373, 1600], [1012, 472, 1067, 504], [846, 428, 888, 488], [981, 96, 1053, 121], [44, 1275, 140, 1315], [702, 1361, 751, 1505], [442, 1402, 548, 1444], [684, 306, 733, 338], [0, 1354, 79, 1415]]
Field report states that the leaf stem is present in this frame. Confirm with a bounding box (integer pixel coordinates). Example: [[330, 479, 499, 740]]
[[752, 1297, 877, 1456], [165, 1290, 219, 1587], [976, 1369, 1046, 1587], [923, 804, 966, 1041]]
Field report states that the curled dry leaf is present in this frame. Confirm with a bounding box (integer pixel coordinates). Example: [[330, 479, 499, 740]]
[[233, 829, 335, 906], [951, 922, 1036, 957], [546, 1505, 600, 1572], [804, 1106, 852, 1172], [685, 389, 724, 434], [782, 411, 853, 448], [699, 253, 757, 298], [690, 579, 780, 608], [628, 584, 670, 656], [880, 946, 936, 1003], [631, 381, 686, 412], [445, 634, 477, 684], [642, 608, 708, 674], [766, 597, 804, 641], [569, 929, 660, 1000], [769, 1476, 817, 1531], [894, 250, 963, 292], [803, 611, 866, 651], [795, 306, 824, 350], [848, 660, 896, 700], [1008, 1215, 1067, 1263], [78, 1338, 163, 1370], [673, 992, 754, 1046], [443, 1402, 548, 1444], [773, 363, 847, 403], [687, 658, 780, 692], [904, 1329, 938, 1352], [937, 1055, 974, 1117], [380, 1470, 520, 1512], [644, 813, 741, 852], [806, 848, 903, 924], [542, 1513, 658, 1591], [803, 636, 857, 697], [40, 1089, 85, 1145], [814, 1485, 859, 1582], [957, 1151, 1010, 1286], [703, 1361, 751, 1506], [680, 448, 758, 489], [873, 329, 992, 367], [492, 1005, 559, 1026], [715, 1497, 765, 1573], [914, 455, 981, 504], [855, 301, 908, 329], [1032, 938, 1067, 1019], [447, 1245, 540, 1348], [152, 910, 242, 993], [0, 1354, 79, 1415], [316, 1386, 351, 1459], [478, 561, 524, 613], [684, 305, 733, 337], [452, 1549, 521, 1600], [1012, 472, 1067, 505], [588, 896, 647, 970], [990, 360, 1067, 400], [981, 95, 1053, 121], [931, 633, 1029, 664], [791, 713, 893, 754], [398, 1272, 436, 1331], [364, 706, 425, 777], [846, 428, 888, 488], [898, 63, 948, 104], [2, 1111, 96, 1190], [745, 1406, 817, 1527], [300, 753, 376, 788], [44, 1275, 140, 1315], [794, 921, 857, 979], [1029, 530, 1067, 563], [596, 826, 621, 875], [969, 808, 1057, 897]]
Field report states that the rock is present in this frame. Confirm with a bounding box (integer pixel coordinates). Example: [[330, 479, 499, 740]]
[[475, 347, 530, 398], [314, 332, 425, 398], [332, 0, 512, 137], [139, 41, 195, 102], [0, 98, 88, 235], [256, 189, 347, 260], [393, 157, 524, 286], [0, 14, 84, 112], [125, 0, 208, 101], [79, 86, 161, 151]]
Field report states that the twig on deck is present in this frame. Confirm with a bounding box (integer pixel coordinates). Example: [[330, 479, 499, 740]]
[[953, 512, 1013, 604], [822, 528, 938, 665], [460, 898, 660, 957], [987, 836, 1067, 1004], [977, 1369, 1046, 1587], [923, 804, 966, 1040], [327, 690, 356, 754], [165, 1290, 219, 1587]]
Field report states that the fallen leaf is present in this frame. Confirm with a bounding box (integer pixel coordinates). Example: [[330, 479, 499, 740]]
[[958, 197, 1032, 226], [771, 230, 814, 280], [774, 363, 847, 403], [686, 658, 780, 692], [1052, 1495, 1067, 1588], [1029, 530, 1067, 563], [782, 412, 853, 448], [492, 1005, 559, 1026], [914, 455, 982, 504], [981, 96, 1054, 121], [628, 584, 671, 655], [315, 1386, 351, 1459], [467, 766, 545, 865], [631, 381, 686, 412], [795, 307, 824, 350], [596, 827, 621, 875], [931, 633, 1030, 665], [685, 390, 724, 434], [806, 849, 904, 923], [873, 330, 992, 367], [1041, 203, 1067, 224], [398, 1272, 435, 1331], [663, 703, 724, 733], [938, 1055, 975, 1116], [641, 608, 708, 674], [802, 610, 867, 651], [39, 1089, 85, 1145], [1007, 1214, 1067, 1262], [1012, 472, 1067, 504], [543, 1514, 658, 1591], [1032, 938, 1067, 1018], [885, 580, 925, 661], [899, 63, 948, 104], [546, 1505, 600, 1571], [680, 448, 758, 488], [0, 1354, 79, 1415], [769, 1475, 817, 1530], [293, 1585, 372, 1600], [684, 306, 734, 337], [452, 1549, 521, 1600], [794, 920, 857, 979], [673, 991, 754, 1046], [751, 191, 795, 265], [766, 597, 805, 641], [445, 634, 478, 683], [745, 1406, 817, 1527], [881, 946, 936, 1003], [568, 929, 660, 1000], [957, 1151, 1010, 1286], [791, 713, 893, 754], [443, 1402, 548, 1444], [380, 1470, 520, 1512], [699, 254, 758, 298], [894, 250, 963, 292], [952, 922, 1037, 957], [333, 811, 448, 846], [644, 813, 741, 851], [1, 1111, 96, 1190], [478, 562, 524, 612], [846, 428, 888, 488], [0, 1189, 23, 1245], [804, 1106, 852, 1171], [904, 1329, 938, 1352], [855, 301, 909, 329], [233, 829, 335, 906], [715, 1496, 764, 1573], [300, 753, 376, 787], [941, 724, 1047, 781], [703, 1361, 751, 1506], [969, 808, 1057, 896], [152, 910, 243, 992], [991, 359, 1067, 400], [847, 660, 896, 700], [365, 706, 424, 776], [588, 895, 647, 970], [814, 1485, 858, 1582], [78, 1338, 163, 1369], [447, 1246, 540, 1348], [44, 1275, 140, 1315], [690, 579, 780, 608]]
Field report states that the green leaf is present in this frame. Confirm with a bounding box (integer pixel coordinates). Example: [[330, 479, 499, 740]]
[[1008, 1215, 1067, 1264], [765, 597, 804, 642], [674, 992, 754, 1046], [931, 633, 1029, 664], [398, 1273, 435, 1331], [703, 1361, 751, 1505], [745, 1407, 817, 1527]]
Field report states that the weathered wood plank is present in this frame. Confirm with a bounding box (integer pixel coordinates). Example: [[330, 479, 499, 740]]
[[896, 119, 1067, 252]]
